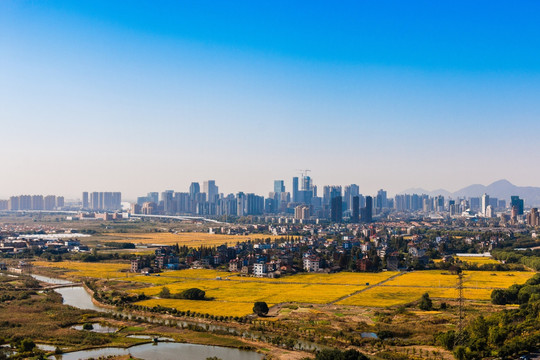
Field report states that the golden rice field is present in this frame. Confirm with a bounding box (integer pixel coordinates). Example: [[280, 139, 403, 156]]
[[103, 232, 285, 247], [33, 260, 130, 279], [131, 280, 366, 305], [456, 256, 500, 265], [383, 270, 534, 288], [32, 261, 536, 314], [337, 286, 494, 307], [135, 299, 254, 317], [337, 270, 535, 307]]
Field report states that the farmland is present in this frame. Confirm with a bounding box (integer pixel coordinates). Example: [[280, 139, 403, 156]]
[[337, 270, 535, 307], [101, 232, 286, 247], [33, 260, 130, 279], [30, 261, 537, 317], [456, 256, 500, 265]]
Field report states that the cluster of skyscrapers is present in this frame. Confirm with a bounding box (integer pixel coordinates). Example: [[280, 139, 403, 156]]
[[132, 180, 264, 217], [126, 174, 531, 223], [0, 195, 64, 211], [130, 176, 374, 223], [81, 192, 122, 211]]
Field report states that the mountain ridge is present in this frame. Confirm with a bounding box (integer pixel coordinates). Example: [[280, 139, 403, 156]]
[[399, 179, 540, 206]]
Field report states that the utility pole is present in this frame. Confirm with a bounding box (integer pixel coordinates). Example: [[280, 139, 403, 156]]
[[456, 272, 464, 346]]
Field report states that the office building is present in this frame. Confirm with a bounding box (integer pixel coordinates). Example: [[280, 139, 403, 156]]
[[331, 196, 343, 223], [292, 177, 299, 203], [511, 196, 524, 215]]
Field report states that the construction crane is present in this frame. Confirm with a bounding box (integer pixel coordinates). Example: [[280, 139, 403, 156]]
[[296, 169, 311, 178]]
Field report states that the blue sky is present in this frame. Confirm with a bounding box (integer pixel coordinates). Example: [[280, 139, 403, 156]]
[[1, 1, 539, 199]]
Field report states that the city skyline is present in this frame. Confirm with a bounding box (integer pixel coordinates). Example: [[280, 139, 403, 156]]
[[0, 176, 539, 203], [2, 1, 540, 198]]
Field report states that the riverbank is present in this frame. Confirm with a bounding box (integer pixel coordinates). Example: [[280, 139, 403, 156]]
[[26, 270, 315, 359]]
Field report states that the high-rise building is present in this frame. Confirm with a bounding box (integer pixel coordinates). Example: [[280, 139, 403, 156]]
[[189, 183, 200, 197], [344, 184, 359, 211], [8, 196, 19, 211], [469, 197, 481, 212], [527, 208, 539, 227], [82, 192, 89, 209], [331, 196, 343, 223], [161, 190, 174, 214], [361, 196, 373, 223], [481, 193, 490, 216], [352, 196, 360, 222], [274, 180, 285, 194], [323, 185, 342, 207], [294, 205, 310, 220], [292, 177, 299, 203], [87, 192, 121, 210], [376, 189, 387, 209], [44, 195, 56, 210], [203, 180, 219, 204], [511, 196, 524, 215], [236, 192, 246, 217], [31, 195, 44, 210]]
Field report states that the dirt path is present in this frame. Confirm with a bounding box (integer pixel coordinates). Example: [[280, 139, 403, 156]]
[[328, 271, 406, 304]]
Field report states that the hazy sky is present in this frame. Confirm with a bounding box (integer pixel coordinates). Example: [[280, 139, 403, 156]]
[[1, 1, 540, 200]]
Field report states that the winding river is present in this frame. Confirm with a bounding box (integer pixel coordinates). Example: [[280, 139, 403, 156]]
[[31, 274, 264, 360]]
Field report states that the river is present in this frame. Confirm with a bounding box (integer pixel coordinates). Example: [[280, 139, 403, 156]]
[[31, 274, 265, 359]]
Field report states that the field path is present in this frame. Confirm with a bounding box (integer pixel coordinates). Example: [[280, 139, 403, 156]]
[[328, 271, 406, 304]]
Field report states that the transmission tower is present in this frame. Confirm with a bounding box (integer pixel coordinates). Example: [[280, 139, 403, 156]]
[[455, 272, 464, 345]]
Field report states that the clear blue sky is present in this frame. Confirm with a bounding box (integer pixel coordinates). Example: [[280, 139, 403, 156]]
[[1, 1, 539, 199]]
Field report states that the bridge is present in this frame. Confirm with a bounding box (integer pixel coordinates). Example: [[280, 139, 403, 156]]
[[0, 210, 224, 224]]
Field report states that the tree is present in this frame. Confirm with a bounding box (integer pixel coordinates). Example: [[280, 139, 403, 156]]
[[253, 301, 269, 316], [159, 287, 171, 298], [419, 292, 433, 311], [18, 338, 35, 352], [180, 288, 205, 300]]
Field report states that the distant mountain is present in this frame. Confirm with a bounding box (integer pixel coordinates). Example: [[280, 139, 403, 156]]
[[400, 179, 540, 206]]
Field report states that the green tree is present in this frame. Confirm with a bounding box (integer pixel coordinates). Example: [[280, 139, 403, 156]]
[[18, 338, 35, 352], [419, 292, 433, 311], [159, 287, 171, 298], [180, 288, 205, 300], [253, 301, 269, 316]]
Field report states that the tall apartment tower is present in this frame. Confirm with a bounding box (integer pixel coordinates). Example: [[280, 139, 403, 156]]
[[511, 196, 524, 215], [352, 196, 360, 222], [331, 196, 343, 223], [362, 196, 373, 223], [189, 182, 200, 197], [161, 190, 174, 214], [203, 180, 219, 203], [292, 177, 299, 203], [344, 184, 360, 211], [82, 192, 89, 209], [481, 193, 490, 216], [274, 180, 285, 194]]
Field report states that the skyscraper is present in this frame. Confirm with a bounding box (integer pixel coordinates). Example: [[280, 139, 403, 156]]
[[292, 177, 299, 203], [511, 196, 524, 215], [331, 196, 343, 223], [189, 182, 200, 198], [203, 180, 219, 203], [82, 192, 89, 209], [376, 189, 387, 209], [352, 196, 360, 222], [362, 196, 373, 223], [481, 193, 490, 216], [274, 180, 285, 194], [344, 184, 359, 211], [161, 190, 174, 214]]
